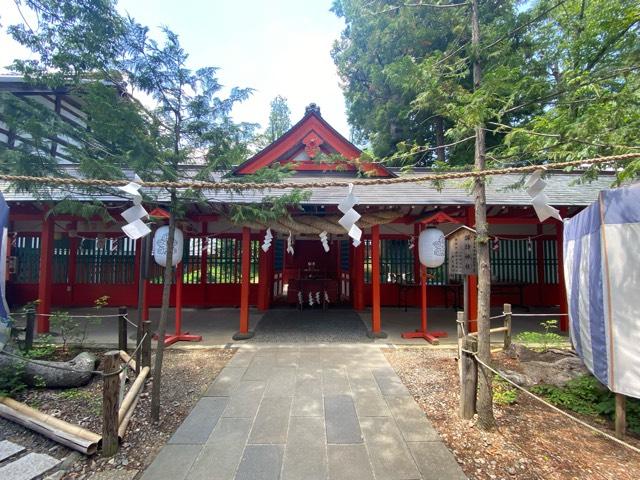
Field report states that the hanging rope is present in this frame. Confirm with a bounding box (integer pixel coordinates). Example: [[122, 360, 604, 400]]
[[0, 152, 637, 191]]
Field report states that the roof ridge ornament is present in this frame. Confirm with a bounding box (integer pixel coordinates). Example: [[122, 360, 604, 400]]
[[305, 103, 321, 116]]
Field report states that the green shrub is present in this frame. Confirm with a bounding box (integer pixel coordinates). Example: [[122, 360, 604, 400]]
[[514, 319, 566, 351], [532, 375, 640, 434], [493, 375, 518, 405], [0, 362, 27, 397]]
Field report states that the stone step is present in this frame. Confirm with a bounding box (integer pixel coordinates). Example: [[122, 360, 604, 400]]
[[0, 452, 61, 480], [0, 440, 26, 463]]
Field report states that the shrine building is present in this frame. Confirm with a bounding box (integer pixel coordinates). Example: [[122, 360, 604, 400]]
[[1, 81, 614, 338]]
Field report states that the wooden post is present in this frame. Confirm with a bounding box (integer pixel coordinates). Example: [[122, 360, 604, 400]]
[[141, 320, 152, 369], [615, 393, 626, 439], [458, 311, 477, 419], [503, 303, 512, 350], [136, 235, 150, 374], [36, 215, 54, 333], [102, 351, 120, 457], [25, 309, 35, 353], [200, 224, 208, 305], [371, 225, 382, 335], [118, 307, 128, 353]]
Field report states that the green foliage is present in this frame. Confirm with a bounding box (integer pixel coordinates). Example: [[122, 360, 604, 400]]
[[532, 375, 640, 434], [0, 361, 27, 397], [58, 388, 92, 401], [332, 0, 640, 180], [514, 319, 566, 351], [265, 95, 292, 144], [493, 375, 518, 405]]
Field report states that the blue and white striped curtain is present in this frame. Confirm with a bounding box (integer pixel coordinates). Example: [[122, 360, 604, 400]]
[[564, 183, 640, 398], [0, 192, 10, 350]]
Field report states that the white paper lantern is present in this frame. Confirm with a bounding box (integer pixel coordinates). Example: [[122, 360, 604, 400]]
[[418, 227, 446, 268], [153, 226, 184, 267]]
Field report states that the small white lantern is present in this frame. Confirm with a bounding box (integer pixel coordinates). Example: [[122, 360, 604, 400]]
[[418, 227, 446, 268], [153, 226, 184, 267]]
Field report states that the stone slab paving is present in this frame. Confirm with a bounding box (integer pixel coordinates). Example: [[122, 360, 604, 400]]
[[0, 440, 25, 463], [141, 344, 467, 480], [0, 452, 60, 480]]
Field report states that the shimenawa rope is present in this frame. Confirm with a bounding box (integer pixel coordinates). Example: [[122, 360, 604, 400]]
[[0, 152, 637, 191]]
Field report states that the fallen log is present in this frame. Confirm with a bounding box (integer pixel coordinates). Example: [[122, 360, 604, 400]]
[[0, 396, 100, 455], [0, 350, 97, 388]]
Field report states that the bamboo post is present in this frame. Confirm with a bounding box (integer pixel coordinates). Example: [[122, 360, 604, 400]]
[[102, 351, 120, 457], [141, 321, 151, 369], [118, 307, 128, 353], [458, 312, 477, 419], [503, 303, 512, 350], [25, 309, 35, 353], [615, 393, 626, 439]]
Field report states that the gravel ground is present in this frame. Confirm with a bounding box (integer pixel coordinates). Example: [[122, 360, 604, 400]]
[[247, 308, 374, 343], [384, 347, 640, 480], [0, 347, 235, 479]]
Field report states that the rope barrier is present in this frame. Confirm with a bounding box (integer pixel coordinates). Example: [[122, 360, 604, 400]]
[[456, 318, 639, 454], [0, 152, 637, 191], [460, 348, 640, 455], [33, 313, 127, 319], [510, 313, 569, 317]]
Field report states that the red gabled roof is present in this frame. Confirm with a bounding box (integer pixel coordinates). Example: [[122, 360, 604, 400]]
[[232, 104, 395, 177]]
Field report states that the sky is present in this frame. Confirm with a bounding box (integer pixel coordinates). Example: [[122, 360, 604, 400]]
[[0, 0, 351, 136]]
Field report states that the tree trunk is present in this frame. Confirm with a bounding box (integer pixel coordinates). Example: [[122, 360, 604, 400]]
[[435, 116, 446, 162], [150, 191, 177, 421], [471, 0, 496, 430], [0, 351, 97, 388]]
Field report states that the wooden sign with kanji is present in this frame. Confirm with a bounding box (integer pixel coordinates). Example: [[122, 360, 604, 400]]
[[446, 226, 477, 276]]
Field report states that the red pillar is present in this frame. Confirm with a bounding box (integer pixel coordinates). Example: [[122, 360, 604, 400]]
[[67, 224, 78, 306], [175, 262, 183, 335], [467, 275, 478, 333], [466, 206, 478, 333], [536, 225, 545, 306], [352, 243, 365, 311], [369, 225, 385, 337], [200, 223, 208, 305], [257, 231, 272, 311], [36, 215, 54, 333], [233, 227, 254, 339], [557, 223, 569, 332]]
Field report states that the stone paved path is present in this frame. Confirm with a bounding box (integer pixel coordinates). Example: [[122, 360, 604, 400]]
[[141, 345, 466, 480]]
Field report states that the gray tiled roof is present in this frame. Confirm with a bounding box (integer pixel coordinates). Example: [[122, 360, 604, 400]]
[[0, 170, 622, 207]]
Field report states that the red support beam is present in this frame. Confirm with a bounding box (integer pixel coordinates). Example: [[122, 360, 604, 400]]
[[36, 215, 54, 333], [557, 223, 569, 331], [352, 243, 365, 311], [200, 222, 208, 304], [257, 231, 271, 311], [536, 225, 545, 304], [67, 225, 78, 305], [233, 227, 254, 340], [466, 206, 478, 333], [369, 225, 386, 338], [401, 224, 447, 344], [163, 261, 202, 346]]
